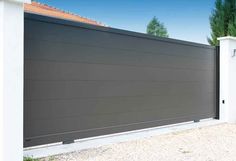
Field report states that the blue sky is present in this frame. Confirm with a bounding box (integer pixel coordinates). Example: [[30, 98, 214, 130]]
[[36, 0, 215, 44]]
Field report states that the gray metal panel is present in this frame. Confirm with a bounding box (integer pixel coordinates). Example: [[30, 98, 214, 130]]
[[24, 13, 217, 147]]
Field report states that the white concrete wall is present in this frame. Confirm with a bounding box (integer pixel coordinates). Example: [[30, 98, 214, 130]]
[[0, 2, 4, 160], [0, 0, 30, 160], [218, 37, 236, 123]]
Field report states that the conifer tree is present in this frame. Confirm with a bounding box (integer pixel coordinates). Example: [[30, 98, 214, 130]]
[[208, 0, 236, 46], [147, 17, 169, 38]]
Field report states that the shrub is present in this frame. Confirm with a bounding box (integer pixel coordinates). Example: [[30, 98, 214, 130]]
[[23, 156, 39, 161]]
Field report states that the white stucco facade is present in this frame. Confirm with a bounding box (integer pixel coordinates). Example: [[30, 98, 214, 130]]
[[0, 0, 30, 161], [218, 36, 236, 123]]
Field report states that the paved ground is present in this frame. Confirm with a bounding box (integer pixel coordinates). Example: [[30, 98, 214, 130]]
[[40, 123, 236, 161]]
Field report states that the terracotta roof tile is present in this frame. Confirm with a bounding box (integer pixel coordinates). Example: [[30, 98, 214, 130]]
[[24, 1, 104, 26]]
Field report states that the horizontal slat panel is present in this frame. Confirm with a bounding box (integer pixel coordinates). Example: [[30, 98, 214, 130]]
[[24, 40, 215, 70], [24, 93, 214, 122], [24, 80, 215, 100], [24, 19, 215, 59], [24, 60, 215, 81], [24, 113, 215, 147]]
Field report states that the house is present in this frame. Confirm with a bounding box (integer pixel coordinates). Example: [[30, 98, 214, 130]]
[[24, 1, 104, 26]]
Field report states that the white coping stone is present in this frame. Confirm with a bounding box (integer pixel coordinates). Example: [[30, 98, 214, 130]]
[[2, 0, 31, 3], [217, 36, 236, 41]]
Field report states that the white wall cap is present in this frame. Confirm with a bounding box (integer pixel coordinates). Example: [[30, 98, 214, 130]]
[[0, 0, 31, 4], [217, 36, 236, 41]]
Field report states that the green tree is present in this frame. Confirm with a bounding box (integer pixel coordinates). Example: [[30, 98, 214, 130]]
[[146, 17, 169, 37], [208, 0, 236, 46], [228, 0, 236, 35]]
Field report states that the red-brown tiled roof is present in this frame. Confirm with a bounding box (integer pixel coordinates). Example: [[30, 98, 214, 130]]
[[24, 1, 104, 26]]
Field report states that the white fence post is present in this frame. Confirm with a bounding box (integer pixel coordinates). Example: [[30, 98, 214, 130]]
[[218, 36, 236, 123], [0, 0, 30, 161]]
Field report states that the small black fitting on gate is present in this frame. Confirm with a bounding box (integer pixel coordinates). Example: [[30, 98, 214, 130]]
[[194, 120, 200, 123], [222, 100, 225, 104], [63, 140, 75, 144]]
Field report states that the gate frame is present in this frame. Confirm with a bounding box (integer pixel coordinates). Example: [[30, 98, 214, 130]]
[[215, 46, 220, 120], [24, 13, 220, 147]]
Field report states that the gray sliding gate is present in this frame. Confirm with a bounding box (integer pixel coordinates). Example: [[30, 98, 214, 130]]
[[24, 13, 218, 147]]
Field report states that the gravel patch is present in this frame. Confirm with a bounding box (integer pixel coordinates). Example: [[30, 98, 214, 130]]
[[40, 123, 236, 161]]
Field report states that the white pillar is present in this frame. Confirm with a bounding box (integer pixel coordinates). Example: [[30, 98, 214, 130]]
[[218, 36, 236, 123], [0, 0, 30, 161]]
